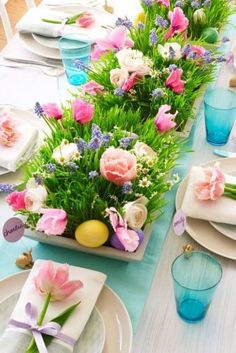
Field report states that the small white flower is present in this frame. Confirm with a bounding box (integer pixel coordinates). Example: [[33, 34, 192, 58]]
[[116, 48, 152, 75], [52, 142, 79, 164], [139, 177, 152, 188], [158, 43, 182, 61]]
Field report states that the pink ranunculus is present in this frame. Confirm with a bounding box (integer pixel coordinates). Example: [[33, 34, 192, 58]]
[[36, 208, 68, 236], [83, 80, 104, 95], [72, 98, 94, 124], [188, 45, 206, 58], [91, 26, 134, 60], [6, 190, 26, 211], [194, 165, 225, 201], [156, 0, 170, 7], [76, 12, 95, 27], [166, 68, 185, 94], [100, 147, 137, 185], [34, 260, 83, 301], [154, 104, 177, 132], [165, 7, 189, 40], [42, 103, 63, 120], [106, 207, 139, 252], [0, 111, 19, 147], [122, 72, 142, 92]]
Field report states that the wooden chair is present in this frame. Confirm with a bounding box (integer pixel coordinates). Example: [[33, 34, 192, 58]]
[[0, 0, 35, 42]]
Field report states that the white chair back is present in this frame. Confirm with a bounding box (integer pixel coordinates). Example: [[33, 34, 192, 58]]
[[0, 0, 36, 42]]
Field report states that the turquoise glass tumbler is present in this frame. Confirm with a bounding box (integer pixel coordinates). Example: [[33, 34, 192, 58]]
[[59, 33, 91, 86], [171, 251, 222, 323], [204, 87, 236, 146]]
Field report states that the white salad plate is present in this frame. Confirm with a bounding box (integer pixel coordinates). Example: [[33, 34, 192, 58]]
[[0, 292, 105, 353], [210, 222, 236, 241], [176, 157, 236, 260], [0, 271, 133, 353]]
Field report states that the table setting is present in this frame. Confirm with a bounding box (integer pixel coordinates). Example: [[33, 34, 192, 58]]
[[1, 0, 236, 352]]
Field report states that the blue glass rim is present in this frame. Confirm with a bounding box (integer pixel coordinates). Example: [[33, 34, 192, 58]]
[[204, 88, 236, 111], [171, 251, 223, 292], [59, 33, 92, 49]]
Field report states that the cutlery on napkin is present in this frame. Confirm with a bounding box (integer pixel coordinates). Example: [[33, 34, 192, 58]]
[[3, 55, 63, 68], [181, 166, 236, 225], [0, 260, 107, 353]]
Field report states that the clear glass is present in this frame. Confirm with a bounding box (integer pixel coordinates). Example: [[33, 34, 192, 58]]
[[171, 251, 222, 323], [58, 33, 91, 86], [204, 87, 236, 146]]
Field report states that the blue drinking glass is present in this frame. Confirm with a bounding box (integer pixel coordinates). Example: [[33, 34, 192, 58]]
[[204, 87, 236, 146], [59, 33, 91, 86], [171, 251, 222, 323]]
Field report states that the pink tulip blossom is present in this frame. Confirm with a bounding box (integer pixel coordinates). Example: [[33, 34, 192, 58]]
[[36, 208, 68, 236], [165, 7, 189, 40], [76, 12, 95, 27], [194, 165, 225, 201], [156, 0, 170, 7], [34, 260, 83, 301], [100, 147, 137, 185], [91, 26, 134, 60], [0, 111, 19, 147], [106, 207, 139, 252], [42, 103, 63, 120], [83, 80, 104, 95], [6, 190, 26, 211], [154, 105, 177, 132], [166, 68, 185, 94], [72, 98, 94, 124], [122, 72, 142, 92]]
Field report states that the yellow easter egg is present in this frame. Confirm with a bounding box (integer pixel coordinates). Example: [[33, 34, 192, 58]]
[[75, 220, 109, 248]]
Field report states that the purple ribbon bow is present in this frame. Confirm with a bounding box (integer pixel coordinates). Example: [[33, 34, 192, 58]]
[[8, 302, 76, 353]]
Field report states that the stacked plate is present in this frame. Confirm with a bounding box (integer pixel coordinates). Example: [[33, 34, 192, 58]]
[[176, 158, 236, 260]]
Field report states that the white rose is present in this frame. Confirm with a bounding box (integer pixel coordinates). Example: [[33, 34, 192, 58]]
[[134, 142, 157, 159], [110, 68, 129, 87], [116, 48, 151, 75], [123, 196, 148, 229], [25, 180, 48, 212], [52, 142, 79, 164], [158, 43, 182, 61]]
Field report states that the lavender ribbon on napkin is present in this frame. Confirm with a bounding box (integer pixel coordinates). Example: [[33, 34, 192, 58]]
[[8, 303, 76, 353]]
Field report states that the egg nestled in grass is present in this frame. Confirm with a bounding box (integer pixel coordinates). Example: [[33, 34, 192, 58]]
[[75, 220, 109, 248]]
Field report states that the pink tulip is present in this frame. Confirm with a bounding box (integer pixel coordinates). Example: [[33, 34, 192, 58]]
[[106, 207, 139, 252], [194, 165, 225, 201], [6, 190, 26, 211], [91, 26, 134, 60], [166, 68, 185, 94], [42, 103, 63, 120], [76, 12, 95, 28], [72, 98, 94, 124], [156, 0, 170, 6], [36, 208, 68, 236], [154, 105, 177, 132], [0, 111, 19, 147], [188, 45, 206, 58], [83, 80, 104, 95], [100, 147, 137, 185], [165, 7, 189, 40], [122, 72, 142, 92], [34, 260, 83, 301]]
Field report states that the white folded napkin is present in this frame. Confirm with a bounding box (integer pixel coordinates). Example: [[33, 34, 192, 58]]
[[16, 7, 114, 40], [0, 111, 38, 172], [181, 166, 236, 225], [0, 260, 106, 353]]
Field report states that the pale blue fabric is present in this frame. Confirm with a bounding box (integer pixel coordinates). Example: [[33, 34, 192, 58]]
[[0, 16, 235, 334]]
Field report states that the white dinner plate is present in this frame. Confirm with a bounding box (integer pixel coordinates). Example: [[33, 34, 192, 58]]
[[210, 222, 236, 241], [0, 271, 133, 353], [0, 292, 105, 353], [32, 33, 60, 49], [0, 106, 43, 176], [176, 157, 236, 260]]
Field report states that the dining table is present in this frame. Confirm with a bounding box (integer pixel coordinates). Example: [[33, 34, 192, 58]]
[[1, 1, 236, 353]]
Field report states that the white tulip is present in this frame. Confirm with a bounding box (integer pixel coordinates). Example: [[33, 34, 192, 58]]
[[158, 43, 182, 61]]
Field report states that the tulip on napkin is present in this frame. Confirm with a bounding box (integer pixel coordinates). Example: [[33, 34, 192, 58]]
[[181, 165, 236, 225], [0, 260, 106, 353]]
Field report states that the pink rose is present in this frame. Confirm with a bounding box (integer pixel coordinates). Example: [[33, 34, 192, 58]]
[[83, 80, 104, 95], [72, 98, 94, 124], [6, 190, 26, 211], [194, 165, 225, 201], [100, 147, 137, 185], [165, 7, 189, 40], [154, 104, 177, 132], [36, 208, 68, 235], [156, 0, 170, 6], [122, 72, 142, 92], [0, 110, 19, 147], [76, 12, 95, 27], [34, 261, 83, 301], [42, 103, 63, 120], [166, 68, 185, 94]]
